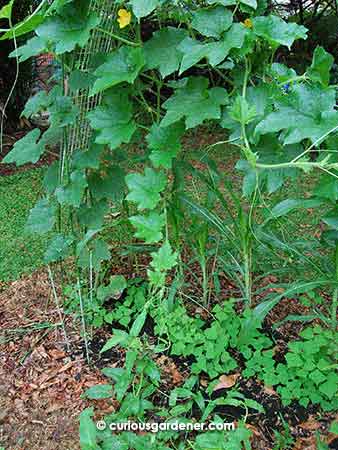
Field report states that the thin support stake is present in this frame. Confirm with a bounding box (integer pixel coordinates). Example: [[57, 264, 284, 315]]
[[47, 266, 71, 352], [77, 278, 90, 364]]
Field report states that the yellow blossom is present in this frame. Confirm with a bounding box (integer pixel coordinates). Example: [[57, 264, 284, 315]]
[[117, 9, 131, 29], [243, 18, 253, 29]]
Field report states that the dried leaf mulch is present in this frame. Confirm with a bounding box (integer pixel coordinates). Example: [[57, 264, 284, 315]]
[[0, 270, 108, 450]]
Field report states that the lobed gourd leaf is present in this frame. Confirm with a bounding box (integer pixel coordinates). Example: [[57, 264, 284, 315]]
[[88, 89, 136, 149], [144, 27, 188, 78], [2, 129, 43, 166], [129, 212, 165, 243], [91, 47, 145, 96], [126, 168, 167, 210], [161, 76, 228, 129], [253, 15, 308, 49], [26, 199, 56, 234], [55, 170, 88, 207], [307, 46, 334, 87], [130, 0, 160, 19], [191, 6, 233, 38], [147, 122, 185, 169]]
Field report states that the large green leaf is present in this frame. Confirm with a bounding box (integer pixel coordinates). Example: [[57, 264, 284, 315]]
[[72, 144, 104, 170], [78, 200, 109, 229], [88, 166, 126, 202], [191, 6, 233, 38], [308, 46, 334, 87], [314, 175, 338, 201], [97, 275, 127, 301], [130, 310, 148, 337], [26, 199, 56, 234], [100, 329, 129, 353], [85, 384, 113, 399], [229, 95, 256, 125], [49, 96, 79, 128], [161, 77, 228, 129], [2, 129, 43, 166], [129, 212, 165, 243], [150, 241, 178, 272], [88, 89, 136, 149], [147, 122, 185, 168], [0, 13, 45, 40], [130, 0, 160, 19], [78, 238, 111, 271], [91, 47, 145, 95], [268, 198, 322, 219], [268, 63, 297, 83], [21, 91, 49, 118], [0, 0, 14, 19], [144, 27, 188, 78], [55, 170, 88, 207], [255, 84, 338, 145], [253, 15, 308, 49], [179, 23, 247, 74], [45, 234, 73, 263], [10, 36, 48, 62], [241, 0, 257, 7], [36, 5, 100, 54], [79, 408, 98, 450], [126, 168, 167, 210], [236, 135, 300, 195], [68, 70, 97, 91]]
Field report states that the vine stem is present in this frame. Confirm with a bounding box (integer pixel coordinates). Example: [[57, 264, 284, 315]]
[[0, 0, 48, 33], [95, 27, 140, 47], [0, 14, 18, 155], [255, 160, 338, 170], [332, 288, 337, 330]]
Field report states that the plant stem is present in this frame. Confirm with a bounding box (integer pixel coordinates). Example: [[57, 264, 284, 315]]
[[331, 288, 337, 330], [243, 248, 252, 305], [95, 27, 140, 46]]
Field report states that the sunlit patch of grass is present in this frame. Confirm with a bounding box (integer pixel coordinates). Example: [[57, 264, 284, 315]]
[[0, 169, 50, 281]]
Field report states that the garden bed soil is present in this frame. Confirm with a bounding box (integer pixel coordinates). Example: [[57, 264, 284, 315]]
[[1, 268, 337, 450]]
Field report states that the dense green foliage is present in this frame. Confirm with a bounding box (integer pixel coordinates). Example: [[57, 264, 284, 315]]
[[1, 0, 338, 448]]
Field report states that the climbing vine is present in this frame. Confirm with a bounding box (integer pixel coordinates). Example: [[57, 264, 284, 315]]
[[1, 0, 338, 447]]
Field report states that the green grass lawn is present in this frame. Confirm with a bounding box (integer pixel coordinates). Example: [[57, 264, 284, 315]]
[[0, 169, 49, 281]]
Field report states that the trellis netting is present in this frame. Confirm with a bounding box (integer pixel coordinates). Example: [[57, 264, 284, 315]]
[[61, 0, 119, 156]]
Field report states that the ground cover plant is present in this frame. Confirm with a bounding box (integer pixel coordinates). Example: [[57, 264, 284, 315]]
[[1, 0, 338, 449], [0, 168, 51, 281]]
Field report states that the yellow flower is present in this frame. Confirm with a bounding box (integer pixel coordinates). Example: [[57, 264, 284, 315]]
[[117, 9, 131, 29], [243, 18, 253, 29]]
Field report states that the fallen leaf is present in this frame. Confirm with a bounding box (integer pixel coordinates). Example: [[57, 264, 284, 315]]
[[49, 349, 66, 360], [300, 417, 321, 431], [213, 373, 240, 391], [263, 385, 277, 396], [293, 436, 317, 450], [172, 368, 183, 385], [200, 378, 208, 388]]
